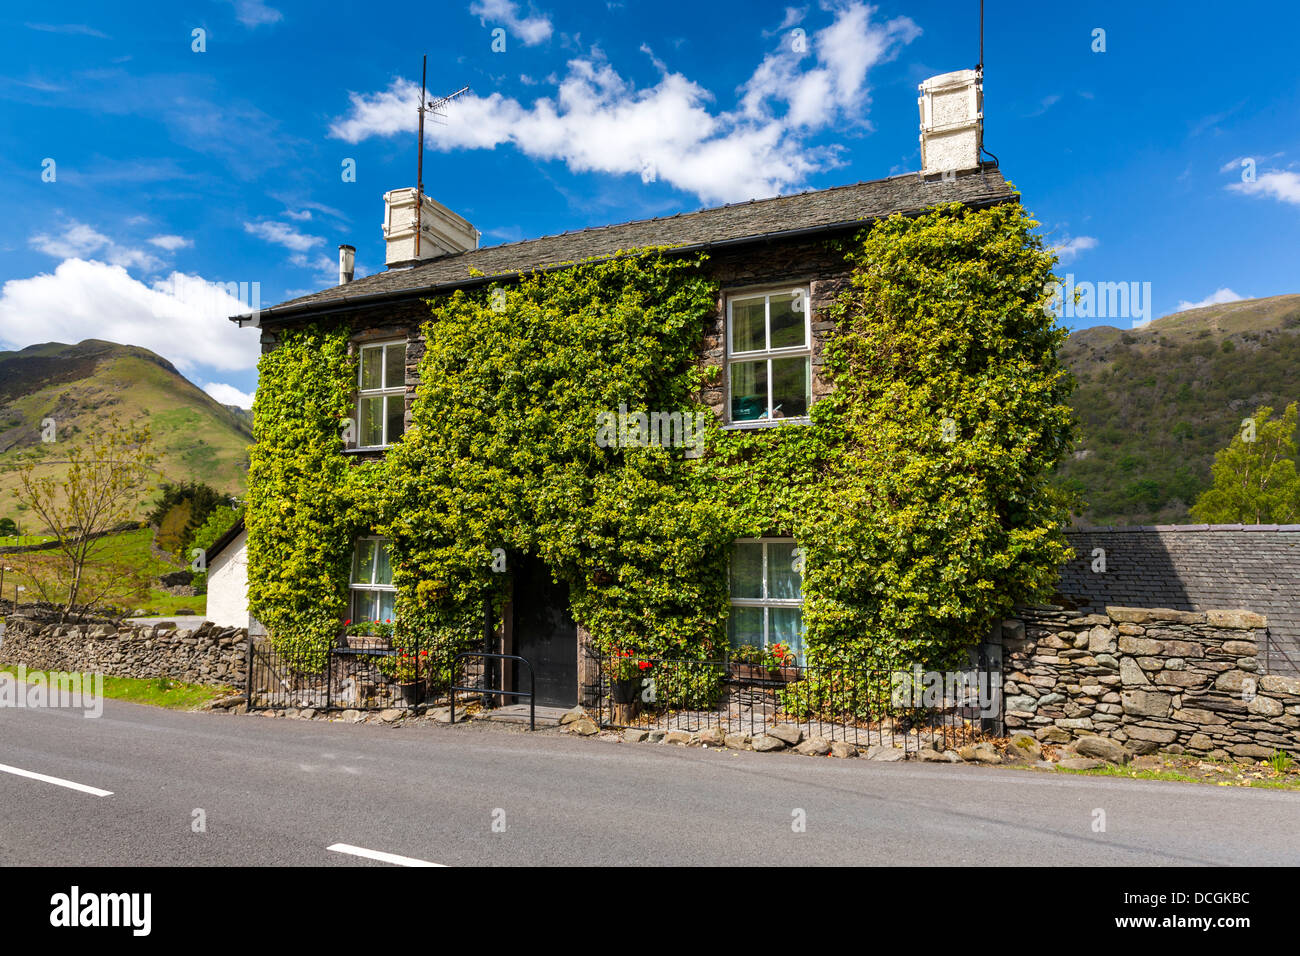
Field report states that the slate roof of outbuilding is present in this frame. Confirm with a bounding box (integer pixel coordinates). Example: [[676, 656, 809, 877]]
[[241, 163, 1012, 324]]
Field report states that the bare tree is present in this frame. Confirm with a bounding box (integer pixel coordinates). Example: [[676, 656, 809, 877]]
[[11, 418, 157, 619]]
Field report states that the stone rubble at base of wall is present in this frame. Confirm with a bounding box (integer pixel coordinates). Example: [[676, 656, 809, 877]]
[[0, 617, 247, 688], [1005, 605, 1300, 761]]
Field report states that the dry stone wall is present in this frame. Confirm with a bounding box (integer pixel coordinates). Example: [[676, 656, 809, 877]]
[[1005, 606, 1300, 761], [0, 616, 247, 688]]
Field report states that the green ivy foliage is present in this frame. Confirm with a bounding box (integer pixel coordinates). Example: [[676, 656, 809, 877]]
[[804, 202, 1074, 668], [245, 202, 1074, 674], [376, 251, 732, 661], [246, 324, 360, 665], [699, 202, 1074, 669]]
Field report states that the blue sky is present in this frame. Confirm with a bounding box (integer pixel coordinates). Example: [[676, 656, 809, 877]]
[[0, 0, 1297, 406]]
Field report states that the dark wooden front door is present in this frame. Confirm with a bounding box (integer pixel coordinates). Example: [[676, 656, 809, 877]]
[[511, 557, 578, 708]]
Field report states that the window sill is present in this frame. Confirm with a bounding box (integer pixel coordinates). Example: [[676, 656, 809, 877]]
[[343, 446, 390, 455], [722, 417, 810, 431]]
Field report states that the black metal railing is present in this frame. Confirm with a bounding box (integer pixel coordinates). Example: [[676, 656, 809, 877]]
[[1264, 629, 1300, 679], [449, 652, 535, 730], [245, 633, 472, 712], [596, 654, 1001, 752]]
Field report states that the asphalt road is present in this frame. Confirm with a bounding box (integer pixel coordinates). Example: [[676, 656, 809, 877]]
[[2, 699, 1298, 866]]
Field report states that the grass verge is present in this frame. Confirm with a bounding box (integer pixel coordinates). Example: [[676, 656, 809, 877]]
[[0, 666, 233, 711], [1051, 754, 1300, 791]]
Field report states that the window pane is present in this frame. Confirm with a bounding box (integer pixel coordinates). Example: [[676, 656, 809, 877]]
[[385, 394, 405, 444], [769, 607, 804, 661], [360, 347, 383, 391], [384, 344, 406, 390], [728, 605, 764, 649], [729, 542, 763, 599], [769, 291, 806, 349], [378, 590, 395, 623], [359, 396, 384, 446], [730, 296, 766, 353], [374, 540, 392, 586], [766, 542, 802, 600], [353, 540, 377, 585], [770, 357, 809, 419], [729, 359, 768, 421], [352, 589, 377, 623]]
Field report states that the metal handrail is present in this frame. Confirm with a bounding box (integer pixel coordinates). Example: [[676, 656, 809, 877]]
[[450, 652, 535, 731], [1266, 628, 1300, 678]]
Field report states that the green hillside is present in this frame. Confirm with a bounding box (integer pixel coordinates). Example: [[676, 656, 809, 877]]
[[1058, 294, 1300, 525], [0, 339, 252, 530]]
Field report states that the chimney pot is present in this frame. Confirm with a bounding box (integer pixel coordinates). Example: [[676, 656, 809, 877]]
[[338, 244, 356, 285]]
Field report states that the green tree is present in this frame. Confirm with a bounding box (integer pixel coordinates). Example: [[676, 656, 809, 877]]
[[189, 504, 244, 592], [1191, 403, 1300, 524], [148, 480, 230, 556], [11, 418, 157, 618]]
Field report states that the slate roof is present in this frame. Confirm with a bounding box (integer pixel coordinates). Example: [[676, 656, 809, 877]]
[[240, 163, 1011, 324]]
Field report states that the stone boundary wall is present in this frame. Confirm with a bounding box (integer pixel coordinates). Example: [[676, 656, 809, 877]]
[[0, 521, 140, 555], [0, 616, 247, 688], [1005, 605, 1300, 761]]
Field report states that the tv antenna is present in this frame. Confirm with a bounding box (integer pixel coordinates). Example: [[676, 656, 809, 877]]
[[415, 54, 470, 257]]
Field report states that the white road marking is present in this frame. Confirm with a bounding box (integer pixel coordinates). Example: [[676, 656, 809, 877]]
[[0, 761, 113, 797], [326, 843, 445, 867]]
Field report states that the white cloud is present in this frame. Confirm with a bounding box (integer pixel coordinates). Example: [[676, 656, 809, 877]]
[[229, 0, 282, 27], [330, 1, 918, 204], [283, 209, 313, 221], [469, 0, 553, 46], [29, 220, 163, 272], [1024, 94, 1061, 118], [243, 220, 322, 254], [148, 234, 193, 251], [25, 22, 109, 38], [0, 259, 260, 373], [29, 221, 111, 259], [772, 7, 807, 33], [1176, 288, 1246, 312], [740, 4, 920, 130], [204, 382, 255, 408], [1053, 235, 1098, 264], [1229, 169, 1300, 206]]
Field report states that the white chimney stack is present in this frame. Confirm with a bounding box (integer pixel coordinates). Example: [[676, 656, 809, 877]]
[[918, 68, 983, 176], [382, 187, 480, 269], [338, 244, 355, 285]]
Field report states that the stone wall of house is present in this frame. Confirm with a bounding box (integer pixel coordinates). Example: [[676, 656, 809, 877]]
[[261, 233, 861, 435], [1004, 605, 1300, 761], [0, 616, 247, 687]]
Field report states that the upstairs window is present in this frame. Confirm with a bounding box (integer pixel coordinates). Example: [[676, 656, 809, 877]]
[[350, 537, 395, 623], [728, 538, 804, 662], [356, 341, 406, 449], [727, 288, 811, 423]]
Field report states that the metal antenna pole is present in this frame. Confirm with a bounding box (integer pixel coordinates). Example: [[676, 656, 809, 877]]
[[416, 54, 427, 258]]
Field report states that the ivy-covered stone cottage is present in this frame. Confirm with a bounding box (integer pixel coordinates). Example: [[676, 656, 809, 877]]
[[233, 74, 1075, 709]]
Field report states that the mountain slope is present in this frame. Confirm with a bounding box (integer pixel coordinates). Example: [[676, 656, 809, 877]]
[[1058, 294, 1300, 525], [0, 339, 252, 529]]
